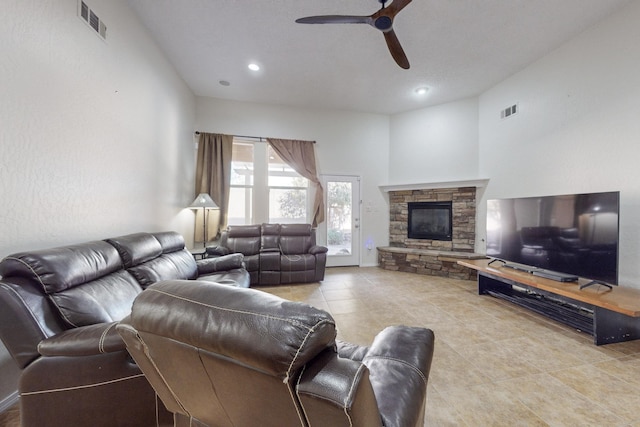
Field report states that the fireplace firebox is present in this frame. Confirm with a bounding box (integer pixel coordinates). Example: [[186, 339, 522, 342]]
[[407, 201, 453, 241]]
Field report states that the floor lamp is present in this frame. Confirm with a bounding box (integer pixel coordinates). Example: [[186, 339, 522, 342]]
[[188, 193, 219, 247]]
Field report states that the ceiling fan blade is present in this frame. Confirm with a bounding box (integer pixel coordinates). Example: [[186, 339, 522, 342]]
[[384, 29, 410, 69], [296, 15, 371, 25], [386, 0, 413, 16]]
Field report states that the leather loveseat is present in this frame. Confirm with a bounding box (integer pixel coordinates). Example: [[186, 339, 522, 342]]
[[0, 231, 249, 427], [118, 279, 435, 427], [207, 223, 328, 286]]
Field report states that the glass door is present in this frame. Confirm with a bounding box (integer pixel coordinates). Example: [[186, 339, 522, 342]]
[[320, 175, 360, 267]]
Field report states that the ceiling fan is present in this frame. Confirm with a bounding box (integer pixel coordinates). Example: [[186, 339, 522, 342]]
[[296, 0, 413, 69]]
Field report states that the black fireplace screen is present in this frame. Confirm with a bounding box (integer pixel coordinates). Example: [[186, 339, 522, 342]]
[[407, 201, 453, 240]]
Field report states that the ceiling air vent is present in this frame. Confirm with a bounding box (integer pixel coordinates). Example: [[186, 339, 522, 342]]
[[500, 103, 518, 119], [78, 1, 107, 40]]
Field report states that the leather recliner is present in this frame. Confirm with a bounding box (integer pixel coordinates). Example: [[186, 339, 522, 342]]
[[210, 224, 262, 284], [0, 231, 249, 427], [117, 280, 435, 427], [208, 223, 328, 286], [278, 223, 328, 284]]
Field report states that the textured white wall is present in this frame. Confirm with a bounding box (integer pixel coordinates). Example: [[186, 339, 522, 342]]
[[0, 0, 195, 406], [196, 97, 390, 267], [389, 98, 480, 184], [478, 1, 640, 287], [0, 0, 196, 253]]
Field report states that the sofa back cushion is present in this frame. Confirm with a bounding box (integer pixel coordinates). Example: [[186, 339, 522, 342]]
[[105, 233, 163, 268], [224, 225, 262, 256], [279, 224, 314, 255], [106, 232, 198, 289], [261, 223, 281, 250], [120, 279, 336, 426], [0, 241, 142, 327], [128, 280, 337, 378]]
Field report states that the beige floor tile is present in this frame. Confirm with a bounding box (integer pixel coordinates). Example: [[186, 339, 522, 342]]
[[550, 364, 640, 423], [440, 382, 549, 426], [425, 389, 469, 427], [456, 339, 542, 381], [500, 373, 625, 426], [593, 353, 640, 389], [428, 341, 494, 394]]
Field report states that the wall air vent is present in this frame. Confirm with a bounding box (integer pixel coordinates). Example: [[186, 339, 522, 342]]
[[78, 1, 107, 40], [500, 103, 518, 119]]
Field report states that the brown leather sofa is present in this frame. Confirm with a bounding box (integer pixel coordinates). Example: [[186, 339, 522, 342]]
[[0, 231, 249, 427], [207, 223, 328, 286], [118, 280, 435, 427]]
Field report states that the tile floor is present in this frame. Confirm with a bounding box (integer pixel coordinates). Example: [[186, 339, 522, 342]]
[[260, 267, 640, 427], [2, 266, 640, 426]]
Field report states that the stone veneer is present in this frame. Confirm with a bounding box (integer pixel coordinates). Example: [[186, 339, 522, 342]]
[[378, 187, 481, 280], [389, 187, 477, 250]]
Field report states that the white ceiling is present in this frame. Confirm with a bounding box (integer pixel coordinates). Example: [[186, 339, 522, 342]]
[[127, 0, 632, 115]]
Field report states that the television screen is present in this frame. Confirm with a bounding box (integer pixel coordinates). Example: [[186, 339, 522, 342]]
[[486, 191, 619, 284]]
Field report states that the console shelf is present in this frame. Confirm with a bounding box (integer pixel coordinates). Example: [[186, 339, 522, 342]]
[[458, 259, 640, 345]]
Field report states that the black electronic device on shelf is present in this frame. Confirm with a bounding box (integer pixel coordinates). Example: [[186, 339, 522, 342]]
[[532, 269, 578, 282]]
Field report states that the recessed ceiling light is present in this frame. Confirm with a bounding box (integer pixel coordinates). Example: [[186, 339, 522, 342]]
[[415, 86, 429, 95], [248, 63, 260, 71]]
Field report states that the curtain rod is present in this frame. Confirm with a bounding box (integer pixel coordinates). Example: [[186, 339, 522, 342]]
[[194, 131, 315, 143]]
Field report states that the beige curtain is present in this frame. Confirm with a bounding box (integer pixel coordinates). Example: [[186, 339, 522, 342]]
[[195, 133, 233, 241], [267, 138, 324, 227]]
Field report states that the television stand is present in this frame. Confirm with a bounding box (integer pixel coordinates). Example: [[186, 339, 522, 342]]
[[457, 259, 640, 345]]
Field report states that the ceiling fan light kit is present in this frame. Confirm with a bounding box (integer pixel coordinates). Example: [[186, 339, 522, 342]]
[[296, 0, 413, 69]]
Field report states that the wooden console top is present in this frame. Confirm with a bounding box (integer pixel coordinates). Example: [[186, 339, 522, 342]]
[[458, 259, 640, 317]]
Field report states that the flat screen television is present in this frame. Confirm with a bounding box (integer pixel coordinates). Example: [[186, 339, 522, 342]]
[[486, 191, 619, 284]]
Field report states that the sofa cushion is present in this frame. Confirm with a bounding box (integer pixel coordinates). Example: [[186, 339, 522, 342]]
[[0, 241, 142, 327], [0, 241, 123, 293], [128, 252, 198, 289], [106, 233, 163, 268], [107, 232, 198, 289], [225, 225, 262, 256], [280, 224, 314, 255], [280, 254, 316, 272], [152, 231, 186, 253], [261, 223, 281, 250], [129, 280, 337, 379], [50, 270, 142, 327]]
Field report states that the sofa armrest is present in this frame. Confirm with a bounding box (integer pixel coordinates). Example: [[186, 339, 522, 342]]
[[362, 326, 435, 427], [297, 348, 384, 427], [309, 245, 328, 255], [205, 245, 230, 257], [197, 253, 244, 275], [336, 340, 369, 362], [37, 322, 126, 357]]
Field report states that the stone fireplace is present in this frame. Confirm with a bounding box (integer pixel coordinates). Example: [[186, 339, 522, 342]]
[[390, 187, 476, 251], [378, 181, 487, 280]]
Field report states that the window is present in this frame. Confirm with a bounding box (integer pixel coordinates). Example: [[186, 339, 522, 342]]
[[228, 141, 254, 225], [228, 138, 309, 225]]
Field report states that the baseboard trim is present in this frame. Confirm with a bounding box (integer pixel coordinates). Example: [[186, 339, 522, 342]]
[[0, 390, 18, 413]]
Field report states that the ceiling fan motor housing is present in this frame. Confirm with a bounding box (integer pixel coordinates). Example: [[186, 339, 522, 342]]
[[374, 16, 393, 31]]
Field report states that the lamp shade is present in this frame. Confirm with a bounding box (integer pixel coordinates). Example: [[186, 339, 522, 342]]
[[188, 193, 219, 209]]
